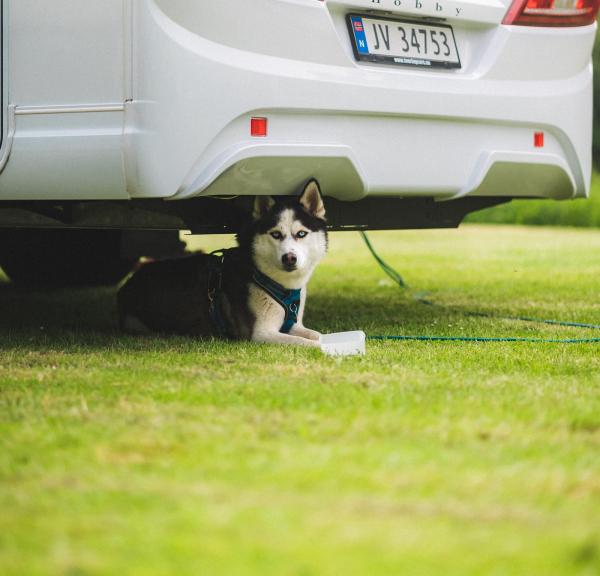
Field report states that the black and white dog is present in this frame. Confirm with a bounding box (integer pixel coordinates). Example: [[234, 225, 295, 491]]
[[118, 180, 328, 347]]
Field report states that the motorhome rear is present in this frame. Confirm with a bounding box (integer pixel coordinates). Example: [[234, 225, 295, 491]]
[[0, 0, 596, 286]]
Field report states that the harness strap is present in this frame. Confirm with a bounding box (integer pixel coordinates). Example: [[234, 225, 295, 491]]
[[252, 268, 301, 334], [207, 250, 230, 338]]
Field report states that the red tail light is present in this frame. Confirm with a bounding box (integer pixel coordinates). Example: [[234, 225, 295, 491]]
[[503, 0, 600, 26]]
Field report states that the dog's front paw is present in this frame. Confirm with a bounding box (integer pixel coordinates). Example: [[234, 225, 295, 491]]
[[305, 329, 322, 342], [291, 325, 321, 341]]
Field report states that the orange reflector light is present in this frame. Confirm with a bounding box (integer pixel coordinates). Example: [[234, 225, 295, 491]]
[[251, 117, 268, 137], [534, 131, 544, 148]]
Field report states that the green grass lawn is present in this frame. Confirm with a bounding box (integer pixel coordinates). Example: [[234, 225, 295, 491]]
[[466, 171, 600, 228], [1, 225, 599, 576]]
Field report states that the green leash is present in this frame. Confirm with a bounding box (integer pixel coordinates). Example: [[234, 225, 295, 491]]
[[359, 231, 407, 288], [369, 335, 600, 344], [359, 231, 600, 344]]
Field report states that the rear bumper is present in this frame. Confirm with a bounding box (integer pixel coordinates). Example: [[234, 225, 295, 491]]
[[129, 0, 595, 201]]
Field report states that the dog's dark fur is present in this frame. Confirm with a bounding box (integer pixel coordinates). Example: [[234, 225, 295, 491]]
[[117, 249, 255, 338], [117, 181, 328, 343]]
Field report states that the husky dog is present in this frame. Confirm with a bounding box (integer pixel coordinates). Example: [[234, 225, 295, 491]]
[[117, 179, 328, 347]]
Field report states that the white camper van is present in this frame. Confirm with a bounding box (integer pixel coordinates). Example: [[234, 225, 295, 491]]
[[0, 0, 597, 285]]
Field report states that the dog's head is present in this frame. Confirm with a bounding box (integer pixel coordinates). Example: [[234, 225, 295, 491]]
[[244, 179, 328, 288]]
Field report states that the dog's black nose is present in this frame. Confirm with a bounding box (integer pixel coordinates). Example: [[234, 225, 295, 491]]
[[282, 253, 297, 268]]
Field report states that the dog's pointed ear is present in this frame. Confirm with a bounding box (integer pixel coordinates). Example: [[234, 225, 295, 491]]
[[299, 179, 326, 220], [253, 196, 275, 220]]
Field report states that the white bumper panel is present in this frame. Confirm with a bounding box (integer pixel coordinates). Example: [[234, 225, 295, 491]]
[[173, 112, 578, 201], [0, 109, 127, 200], [128, 0, 594, 201]]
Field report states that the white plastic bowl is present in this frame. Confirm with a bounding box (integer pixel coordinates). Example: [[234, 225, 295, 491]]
[[320, 331, 366, 356]]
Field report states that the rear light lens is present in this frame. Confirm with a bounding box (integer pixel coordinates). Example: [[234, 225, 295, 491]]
[[503, 0, 600, 26]]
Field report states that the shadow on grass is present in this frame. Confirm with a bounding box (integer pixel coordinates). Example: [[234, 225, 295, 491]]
[[0, 281, 118, 331], [0, 280, 129, 351], [0, 280, 458, 351]]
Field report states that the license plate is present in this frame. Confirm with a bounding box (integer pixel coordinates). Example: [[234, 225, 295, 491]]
[[348, 15, 461, 69]]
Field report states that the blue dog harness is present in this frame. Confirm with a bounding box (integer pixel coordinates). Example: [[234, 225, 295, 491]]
[[252, 268, 301, 334], [207, 250, 301, 337]]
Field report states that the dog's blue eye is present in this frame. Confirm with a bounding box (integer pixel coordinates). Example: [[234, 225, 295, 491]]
[[270, 231, 282, 240], [296, 231, 308, 239]]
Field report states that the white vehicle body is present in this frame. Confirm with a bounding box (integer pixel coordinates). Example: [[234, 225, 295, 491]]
[[0, 0, 596, 217]]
